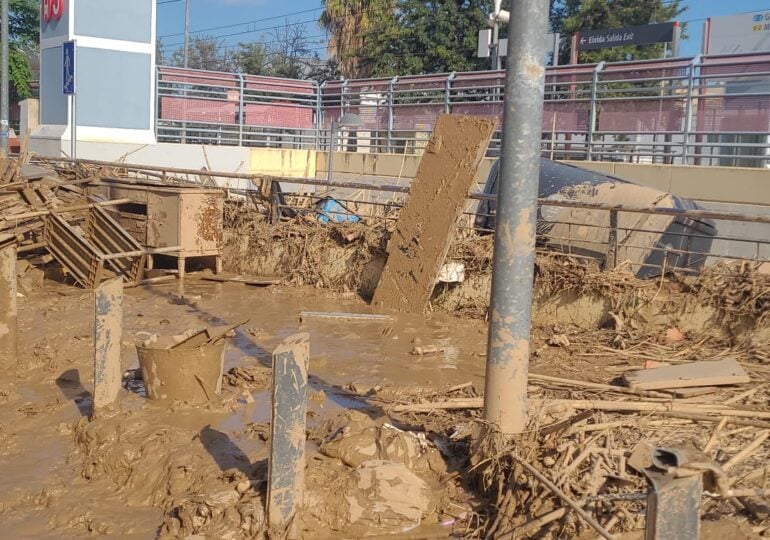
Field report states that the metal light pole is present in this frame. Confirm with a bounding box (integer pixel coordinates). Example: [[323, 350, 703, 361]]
[[183, 0, 190, 68], [326, 112, 363, 186], [483, 0, 549, 435], [1, 0, 9, 156]]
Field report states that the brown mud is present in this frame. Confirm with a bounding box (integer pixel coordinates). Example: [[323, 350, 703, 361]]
[[0, 210, 768, 539]]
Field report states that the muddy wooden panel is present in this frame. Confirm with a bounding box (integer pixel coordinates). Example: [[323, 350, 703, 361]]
[[372, 115, 495, 313], [0, 243, 17, 369], [179, 192, 224, 256], [268, 333, 310, 538], [147, 192, 180, 249], [624, 358, 750, 391], [93, 277, 124, 415]]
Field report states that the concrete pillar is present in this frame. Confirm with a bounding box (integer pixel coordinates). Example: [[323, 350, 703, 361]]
[[19, 98, 39, 139], [267, 332, 310, 539], [93, 277, 123, 416], [0, 242, 17, 369]]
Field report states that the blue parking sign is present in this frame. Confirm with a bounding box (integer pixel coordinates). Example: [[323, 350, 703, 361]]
[[63, 40, 76, 95]]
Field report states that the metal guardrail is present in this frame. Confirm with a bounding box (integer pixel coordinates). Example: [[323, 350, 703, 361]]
[[56, 158, 770, 276], [156, 52, 770, 168]]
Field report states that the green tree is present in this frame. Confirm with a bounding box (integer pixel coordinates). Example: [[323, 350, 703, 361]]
[[264, 23, 314, 79], [551, 0, 686, 63], [319, 0, 392, 78], [171, 36, 235, 72], [235, 42, 269, 75], [361, 0, 492, 77], [5, 0, 39, 99]]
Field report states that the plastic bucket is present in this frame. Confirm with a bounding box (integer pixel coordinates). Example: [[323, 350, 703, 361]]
[[136, 335, 225, 403]]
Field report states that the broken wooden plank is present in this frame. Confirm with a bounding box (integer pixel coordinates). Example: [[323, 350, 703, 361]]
[[371, 114, 495, 313], [124, 275, 177, 289], [660, 386, 720, 398], [200, 274, 282, 286], [298, 311, 394, 323], [623, 358, 750, 391], [391, 397, 770, 420], [169, 320, 248, 350]]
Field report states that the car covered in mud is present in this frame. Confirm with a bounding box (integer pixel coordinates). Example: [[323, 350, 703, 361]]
[[474, 159, 717, 277]]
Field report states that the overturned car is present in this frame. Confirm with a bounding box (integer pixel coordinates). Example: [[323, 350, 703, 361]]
[[474, 159, 717, 277]]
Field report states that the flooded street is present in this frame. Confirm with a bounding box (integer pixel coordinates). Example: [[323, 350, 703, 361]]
[[0, 279, 490, 539]]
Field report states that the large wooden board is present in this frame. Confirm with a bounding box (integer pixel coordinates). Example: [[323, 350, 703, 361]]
[[372, 114, 495, 313], [624, 357, 750, 390]]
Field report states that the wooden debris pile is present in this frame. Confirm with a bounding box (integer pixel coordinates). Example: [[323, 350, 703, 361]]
[[0, 157, 96, 252], [377, 347, 770, 537], [681, 262, 770, 328]]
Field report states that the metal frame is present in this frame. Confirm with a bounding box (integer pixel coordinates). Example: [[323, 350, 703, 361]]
[[151, 51, 770, 168]]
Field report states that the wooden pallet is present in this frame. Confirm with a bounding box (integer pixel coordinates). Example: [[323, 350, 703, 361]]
[[44, 207, 145, 289]]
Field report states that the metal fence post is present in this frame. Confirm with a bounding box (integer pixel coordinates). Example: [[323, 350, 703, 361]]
[[387, 76, 397, 153], [238, 73, 245, 147], [315, 81, 322, 151], [483, 0, 549, 435], [587, 61, 605, 161], [681, 55, 700, 165], [154, 66, 160, 142], [445, 72, 455, 113]]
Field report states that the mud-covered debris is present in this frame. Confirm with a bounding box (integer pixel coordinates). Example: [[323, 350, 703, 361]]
[[225, 365, 271, 388], [666, 327, 685, 342], [316, 410, 446, 477], [344, 460, 434, 533], [547, 334, 571, 348], [242, 422, 270, 442], [411, 344, 446, 356]]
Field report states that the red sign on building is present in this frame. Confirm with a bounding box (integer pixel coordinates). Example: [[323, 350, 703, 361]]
[[42, 0, 65, 23]]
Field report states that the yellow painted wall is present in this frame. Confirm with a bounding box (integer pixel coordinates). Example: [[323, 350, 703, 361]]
[[248, 148, 317, 178], [236, 149, 770, 206]]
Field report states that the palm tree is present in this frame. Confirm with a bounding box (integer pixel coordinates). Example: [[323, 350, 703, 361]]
[[319, 0, 390, 79]]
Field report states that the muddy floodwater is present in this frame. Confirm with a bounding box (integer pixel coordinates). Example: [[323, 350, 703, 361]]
[[0, 279, 490, 539]]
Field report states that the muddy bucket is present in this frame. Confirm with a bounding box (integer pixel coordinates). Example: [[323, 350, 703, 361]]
[[137, 332, 225, 403]]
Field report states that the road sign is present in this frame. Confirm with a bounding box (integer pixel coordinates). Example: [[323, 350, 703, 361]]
[[63, 40, 75, 95], [705, 11, 770, 54], [577, 22, 675, 51], [478, 29, 560, 65]]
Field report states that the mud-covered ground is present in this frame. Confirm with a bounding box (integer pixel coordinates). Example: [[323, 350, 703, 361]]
[[1, 212, 769, 539], [0, 277, 495, 539]]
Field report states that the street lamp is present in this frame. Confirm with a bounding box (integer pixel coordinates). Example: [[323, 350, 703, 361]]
[[326, 112, 363, 186]]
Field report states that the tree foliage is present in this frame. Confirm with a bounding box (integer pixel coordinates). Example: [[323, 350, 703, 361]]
[[5, 0, 39, 99], [319, 0, 391, 78], [361, 0, 491, 77], [168, 24, 331, 81], [551, 0, 686, 63]]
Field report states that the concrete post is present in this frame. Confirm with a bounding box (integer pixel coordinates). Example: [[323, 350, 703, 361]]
[[93, 277, 124, 417], [483, 0, 548, 435], [268, 332, 310, 539], [0, 241, 17, 369]]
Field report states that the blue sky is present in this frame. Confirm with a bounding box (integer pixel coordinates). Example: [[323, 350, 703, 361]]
[[156, 0, 770, 61]]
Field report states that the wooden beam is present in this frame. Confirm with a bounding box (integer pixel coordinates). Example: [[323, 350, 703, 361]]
[[372, 114, 495, 313]]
